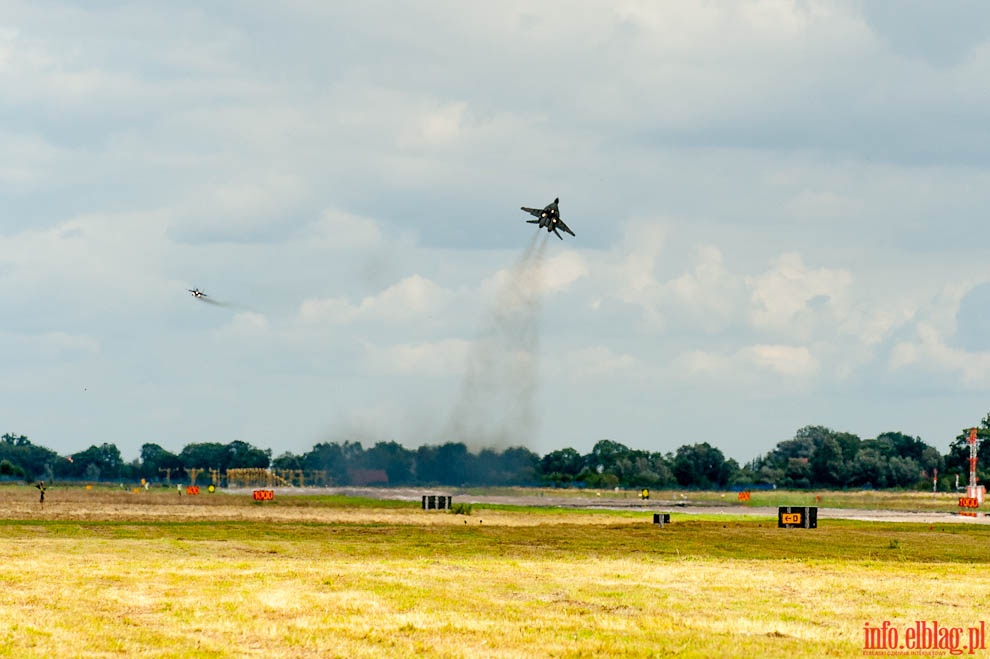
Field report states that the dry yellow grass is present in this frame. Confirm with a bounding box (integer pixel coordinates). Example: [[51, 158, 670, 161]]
[[1, 485, 989, 658], [0, 486, 643, 526]]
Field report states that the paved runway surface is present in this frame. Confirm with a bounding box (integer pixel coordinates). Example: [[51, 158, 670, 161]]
[[289, 487, 990, 525]]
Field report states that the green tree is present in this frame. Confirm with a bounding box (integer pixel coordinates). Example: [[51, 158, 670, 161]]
[[627, 453, 673, 488], [887, 456, 922, 488], [810, 437, 845, 487], [832, 432, 862, 464], [672, 443, 734, 488], [773, 436, 815, 461], [362, 441, 414, 485], [919, 446, 944, 477], [226, 440, 271, 469], [539, 448, 583, 486], [435, 442, 472, 485], [500, 447, 540, 485], [69, 443, 124, 481], [1, 433, 31, 447], [271, 451, 304, 471], [138, 443, 183, 481], [782, 458, 812, 488], [588, 439, 631, 473], [413, 442, 473, 485], [0, 433, 58, 480], [179, 442, 229, 471], [850, 448, 887, 488], [302, 442, 351, 485], [0, 459, 25, 479], [751, 426, 866, 488]]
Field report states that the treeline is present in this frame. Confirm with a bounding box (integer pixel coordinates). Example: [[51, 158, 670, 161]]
[[742, 427, 944, 489], [2, 419, 988, 490]]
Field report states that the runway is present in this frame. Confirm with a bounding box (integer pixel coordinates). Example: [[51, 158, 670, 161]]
[[278, 487, 990, 524]]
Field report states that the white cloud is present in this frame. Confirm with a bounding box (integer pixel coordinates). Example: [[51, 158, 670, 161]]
[[308, 208, 383, 249], [675, 343, 818, 381], [787, 190, 866, 220], [483, 249, 589, 301], [200, 174, 307, 220], [398, 101, 468, 149], [299, 274, 453, 325], [890, 322, 990, 387], [746, 252, 852, 335], [610, 220, 666, 325], [607, 237, 851, 340], [297, 297, 354, 325], [32, 331, 101, 358], [542, 251, 590, 293], [662, 245, 744, 331], [565, 346, 640, 379], [362, 338, 470, 377], [741, 344, 819, 377], [0, 211, 173, 298], [215, 312, 270, 339], [0, 131, 63, 186], [592, 226, 987, 391]]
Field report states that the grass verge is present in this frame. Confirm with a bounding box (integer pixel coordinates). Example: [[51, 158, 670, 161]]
[[1, 487, 988, 657]]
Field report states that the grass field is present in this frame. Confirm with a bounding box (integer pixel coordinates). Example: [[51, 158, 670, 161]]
[[2, 485, 989, 658], [459, 485, 971, 512]]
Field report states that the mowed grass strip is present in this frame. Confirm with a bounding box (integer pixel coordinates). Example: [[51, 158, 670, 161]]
[[2, 503, 990, 658], [1, 516, 989, 562]]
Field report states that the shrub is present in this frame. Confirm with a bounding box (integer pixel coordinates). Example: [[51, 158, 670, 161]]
[[0, 459, 25, 479]]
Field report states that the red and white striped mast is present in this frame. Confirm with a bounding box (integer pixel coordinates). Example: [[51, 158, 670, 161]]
[[967, 428, 985, 505]]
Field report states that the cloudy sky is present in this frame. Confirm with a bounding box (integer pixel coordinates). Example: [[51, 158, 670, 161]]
[[3, 1, 990, 464]]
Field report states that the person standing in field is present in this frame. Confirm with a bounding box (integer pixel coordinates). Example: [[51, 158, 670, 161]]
[[35, 481, 46, 508]]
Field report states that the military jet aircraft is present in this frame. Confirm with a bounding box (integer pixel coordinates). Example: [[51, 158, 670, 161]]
[[187, 287, 228, 307], [521, 197, 575, 240]]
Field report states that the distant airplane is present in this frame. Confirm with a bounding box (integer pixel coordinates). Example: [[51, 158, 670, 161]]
[[521, 197, 575, 240], [187, 287, 228, 308]]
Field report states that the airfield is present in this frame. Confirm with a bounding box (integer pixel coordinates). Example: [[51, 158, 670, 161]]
[[2, 486, 990, 658]]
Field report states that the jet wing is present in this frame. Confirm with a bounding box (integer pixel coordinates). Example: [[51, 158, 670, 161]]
[[521, 206, 545, 219], [557, 220, 575, 237]]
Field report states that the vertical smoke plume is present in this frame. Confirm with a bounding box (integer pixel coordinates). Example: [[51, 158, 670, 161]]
[[447, 231, 550, 449]]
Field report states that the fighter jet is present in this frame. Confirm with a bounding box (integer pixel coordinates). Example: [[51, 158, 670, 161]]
[[187, 287, 229, 307], [521, 197, 575, 240]]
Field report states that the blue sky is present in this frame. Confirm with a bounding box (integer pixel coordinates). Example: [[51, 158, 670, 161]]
[[3, 1, 990, 463]]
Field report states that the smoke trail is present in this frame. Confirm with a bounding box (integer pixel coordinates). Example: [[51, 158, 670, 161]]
[[194, 295, 258, 313], [447, 231, 550, 449]]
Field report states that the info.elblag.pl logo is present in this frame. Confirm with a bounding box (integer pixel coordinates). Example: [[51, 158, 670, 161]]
[[863, 620, 986, 656]]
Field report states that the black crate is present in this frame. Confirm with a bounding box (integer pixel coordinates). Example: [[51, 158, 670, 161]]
[[422, 495, 452, 510]]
